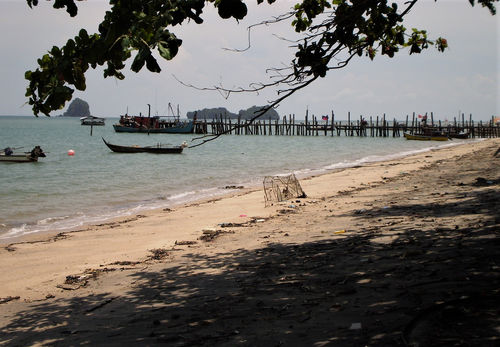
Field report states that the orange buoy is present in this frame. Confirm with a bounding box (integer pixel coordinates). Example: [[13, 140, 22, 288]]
[[68, 149, 75, 156]]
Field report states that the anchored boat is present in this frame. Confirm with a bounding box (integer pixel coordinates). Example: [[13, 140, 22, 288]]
[[113, 104, 194, 134], [80, 116, 105, 126], [403, 132, 449, 141], [1, 146, 46, 162], [102, 138, 187, 154]]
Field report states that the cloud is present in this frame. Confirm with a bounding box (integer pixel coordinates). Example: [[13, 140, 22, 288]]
[[0, 0, 497, 120]]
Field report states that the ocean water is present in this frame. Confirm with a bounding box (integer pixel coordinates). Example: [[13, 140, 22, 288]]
[[0, 116, 466, 241]]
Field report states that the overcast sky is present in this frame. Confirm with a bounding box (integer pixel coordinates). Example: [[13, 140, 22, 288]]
[[0, 0, 498, 120]]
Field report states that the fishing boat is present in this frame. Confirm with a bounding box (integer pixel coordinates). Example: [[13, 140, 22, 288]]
[[403, 132, 449, 141], [102, 138, 187, 154], [80, 116, 105, 126], [113, 104, 195, 134], [0, 146, 46, 162], [113, 116, 194, 133], [448, 132, 470, 139]]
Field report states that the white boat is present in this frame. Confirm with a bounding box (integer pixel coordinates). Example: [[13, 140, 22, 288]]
[[80, 116, 105, 126]]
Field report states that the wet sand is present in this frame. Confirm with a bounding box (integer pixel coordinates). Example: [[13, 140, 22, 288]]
[[1, 139, 499, 346]]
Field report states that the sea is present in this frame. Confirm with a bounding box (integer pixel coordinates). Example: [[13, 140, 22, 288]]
[[0, 115, 469, 241]]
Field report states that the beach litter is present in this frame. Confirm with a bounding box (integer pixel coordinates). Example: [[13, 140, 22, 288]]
[[174, 240, 197, 246], [199, 229, 234, 242], [0, 296, 20, 304], [263, 174, 306, 206], [148, 248, 169, 261]]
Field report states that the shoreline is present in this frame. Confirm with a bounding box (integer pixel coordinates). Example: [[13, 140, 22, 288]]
[[1, 138, 498, 345], [0, 138, 495, 300], [0, 139, 472, 244]]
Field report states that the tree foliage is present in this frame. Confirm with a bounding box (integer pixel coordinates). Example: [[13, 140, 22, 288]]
[[25, 0, 497, 116]]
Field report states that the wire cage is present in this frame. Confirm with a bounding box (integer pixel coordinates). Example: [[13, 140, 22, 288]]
[[263, 174, 307, 206]]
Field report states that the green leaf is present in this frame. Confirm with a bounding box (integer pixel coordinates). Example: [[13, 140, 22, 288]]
[[158, 42, 173, 60], [146, 55, 161, 73]]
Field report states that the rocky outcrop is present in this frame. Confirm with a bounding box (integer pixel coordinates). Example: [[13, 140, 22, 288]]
[[187, 106, 279, 120], [186, 107, 236, 120], [62, 98, 91, 117], [238, 106, 279, 120]]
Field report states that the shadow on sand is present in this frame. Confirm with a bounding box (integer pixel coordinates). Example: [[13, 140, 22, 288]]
[[1, 153, 499, 346]]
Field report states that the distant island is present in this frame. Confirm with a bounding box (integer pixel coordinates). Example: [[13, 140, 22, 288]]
[[59, 98, 91, 117], [186, 106, 279, 121]]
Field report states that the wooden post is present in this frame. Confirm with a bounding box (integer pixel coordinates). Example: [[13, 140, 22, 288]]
[[331, 111, 335, 136], [347, 112, 351, 136], [411, 112, 415, 135]]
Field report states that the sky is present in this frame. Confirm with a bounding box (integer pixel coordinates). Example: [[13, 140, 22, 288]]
[[0, 0, 498, 121]]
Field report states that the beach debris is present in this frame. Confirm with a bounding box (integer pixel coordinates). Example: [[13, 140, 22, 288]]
[[263, 174, 306, 206], [277, 208, 298, 215], [4, 244, 16, 252], [0, 296, 20, 304], [224, 185, 244, 189], [108, 260, 140, 267], [57, 268, 117, 290], [199, 229, 234, 242], [219, 222, 244, 228], [175, 240, 197, 246], [334, 230, 347, 234], [218, 217, 268, 228], [85, 297, 115, 313], [475, 177, 494, 186], [239, 214, 247, 217], [148, 248, 169, 261], [494, 146, 500, 157], [57, 276, 89, 290]]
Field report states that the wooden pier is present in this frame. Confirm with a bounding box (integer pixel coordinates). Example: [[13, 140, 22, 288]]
[[193, 112, 500, 138]]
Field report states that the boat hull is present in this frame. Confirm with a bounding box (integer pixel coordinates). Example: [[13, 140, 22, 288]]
[[80, 116, 105, 126], [0, 153, 38, 162], [81, 121, 105, 126], [403, 132, 449, 141], [102, 138, 185, 154], [448, 133, 469, 139], [113, 122, 194, 134]]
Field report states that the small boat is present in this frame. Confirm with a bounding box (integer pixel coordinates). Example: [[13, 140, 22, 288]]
[[403, 132, 449, 141], [448, 132, 470, 139], [102, 138, 187, 154], [0, 146, 46, 163], [80, 116, 105, 126]]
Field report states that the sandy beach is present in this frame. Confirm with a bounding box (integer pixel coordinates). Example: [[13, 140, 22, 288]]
[[1, 138, 499, 346]]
